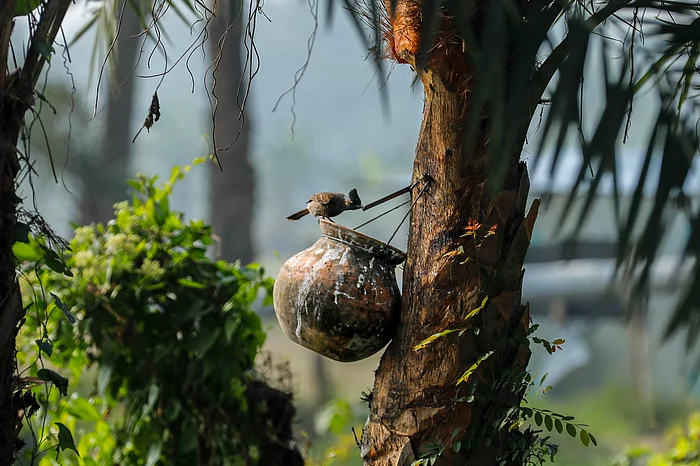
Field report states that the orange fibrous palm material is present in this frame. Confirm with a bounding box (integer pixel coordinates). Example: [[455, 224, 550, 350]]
[[385, 0, 422, 64], [353, 0, 473, 98], [385, 0, 471, 96]]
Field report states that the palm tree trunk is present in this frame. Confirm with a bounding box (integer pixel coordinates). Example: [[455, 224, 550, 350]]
[[361, 5, 539, 464], [208, 0, 254, 264]]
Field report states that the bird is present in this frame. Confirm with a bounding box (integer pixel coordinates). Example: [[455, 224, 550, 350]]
[[287, 189, 364, 221]]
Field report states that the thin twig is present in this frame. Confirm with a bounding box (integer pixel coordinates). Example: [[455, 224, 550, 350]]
[[387, 176, 432, 245], [271, 0, 319, 139], [354, 199, 411, 230]]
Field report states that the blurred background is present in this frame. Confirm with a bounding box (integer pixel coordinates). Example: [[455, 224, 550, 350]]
[[12, 0, 700, 464]]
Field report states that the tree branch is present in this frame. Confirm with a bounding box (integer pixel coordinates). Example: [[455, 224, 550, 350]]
[[0, 1, 17, 87], [20, 0, 73, 88]]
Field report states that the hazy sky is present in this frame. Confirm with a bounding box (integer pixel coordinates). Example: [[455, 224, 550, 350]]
[[11, 0, 699, 259]]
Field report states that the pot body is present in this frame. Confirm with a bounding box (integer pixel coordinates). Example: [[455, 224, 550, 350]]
[[273, 220, 406, 362]]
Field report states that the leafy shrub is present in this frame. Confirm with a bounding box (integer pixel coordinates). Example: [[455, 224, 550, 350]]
[[611, 412, 700, 466], [16, 166, 302, 465]]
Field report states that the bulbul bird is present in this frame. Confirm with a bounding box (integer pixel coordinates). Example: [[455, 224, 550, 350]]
[[287, 189, 364, 221]]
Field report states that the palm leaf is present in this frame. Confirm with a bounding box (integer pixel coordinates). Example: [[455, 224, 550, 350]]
[[340, 0, 700, 353]]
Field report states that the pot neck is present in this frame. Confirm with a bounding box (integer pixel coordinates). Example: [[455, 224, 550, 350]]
[[319, 219, 407, 266]]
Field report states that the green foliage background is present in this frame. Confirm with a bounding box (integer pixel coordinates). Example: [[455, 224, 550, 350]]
[[612, 411, 700, 466], [14, 164, 291, 465]]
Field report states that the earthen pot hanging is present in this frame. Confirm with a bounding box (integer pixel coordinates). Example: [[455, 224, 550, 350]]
[[273, 219, 406, 362]]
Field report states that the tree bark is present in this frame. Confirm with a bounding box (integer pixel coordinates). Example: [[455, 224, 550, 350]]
[[0, 83, 29, 466], [361, 4, 540, 464], [79, 6, 141, 225], [208, 0, 255, 264], [0, 21, 36, 466], [0, 5, 32, 461]]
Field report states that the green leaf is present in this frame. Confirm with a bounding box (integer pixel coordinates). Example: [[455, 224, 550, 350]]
[[224, 319, 239, 342], [14, 0, 41, 16], [97, 365, 112, 397], [314, 399, 353, 435], [554, 418, 563, 434], [189, 247, 207, 261], [14, 222, 31, 243], [51, 293, 76, 324], [65, 397, 101, 421], [145, 383, 161, 415], [12, 241, 42, 262], [56, 422, 80, 457], [195, 328, 220, 356], [41, 245, 69, 276], [177, 278, 207, 289], [170, 232, 188, 247], [465, 296, 489, 321], [126, 179, 143, 192], [566, 423, 577, 438], [37, 369, 68, 396], [35, 41, 55, 60], [544, 415, 553, 431], [192, 156, 211, 165], [577, 428, 590, 446], [456, 351, 494, 385], [589, 433, 598, 446], [146, 442, 163, 466], [534, 411, 543, 427], [164, 399, 182, 422], [452, 440, 461, 453], [35, 339, 53, 356], [263, 292, 274, 307], [142, 282, 167, 291], [414, 328, 462, 350]]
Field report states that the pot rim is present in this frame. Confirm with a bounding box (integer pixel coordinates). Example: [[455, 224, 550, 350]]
[[319, 219, 407, 265]]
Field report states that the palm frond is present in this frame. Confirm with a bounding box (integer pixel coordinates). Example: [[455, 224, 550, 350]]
[[340, 0, 700, 352]]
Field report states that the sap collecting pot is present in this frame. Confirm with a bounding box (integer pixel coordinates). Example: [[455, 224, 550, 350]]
[[273, 219, 406, 362]]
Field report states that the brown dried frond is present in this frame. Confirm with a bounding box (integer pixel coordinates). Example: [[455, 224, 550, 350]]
[[132, 92, 161, 143], [350, 0, 393, 60]]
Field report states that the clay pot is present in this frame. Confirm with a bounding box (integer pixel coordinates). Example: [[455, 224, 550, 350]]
[[273, 219, 406, 362]]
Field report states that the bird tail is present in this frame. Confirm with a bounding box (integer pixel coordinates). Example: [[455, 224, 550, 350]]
[[286, 208, 309, 221]]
